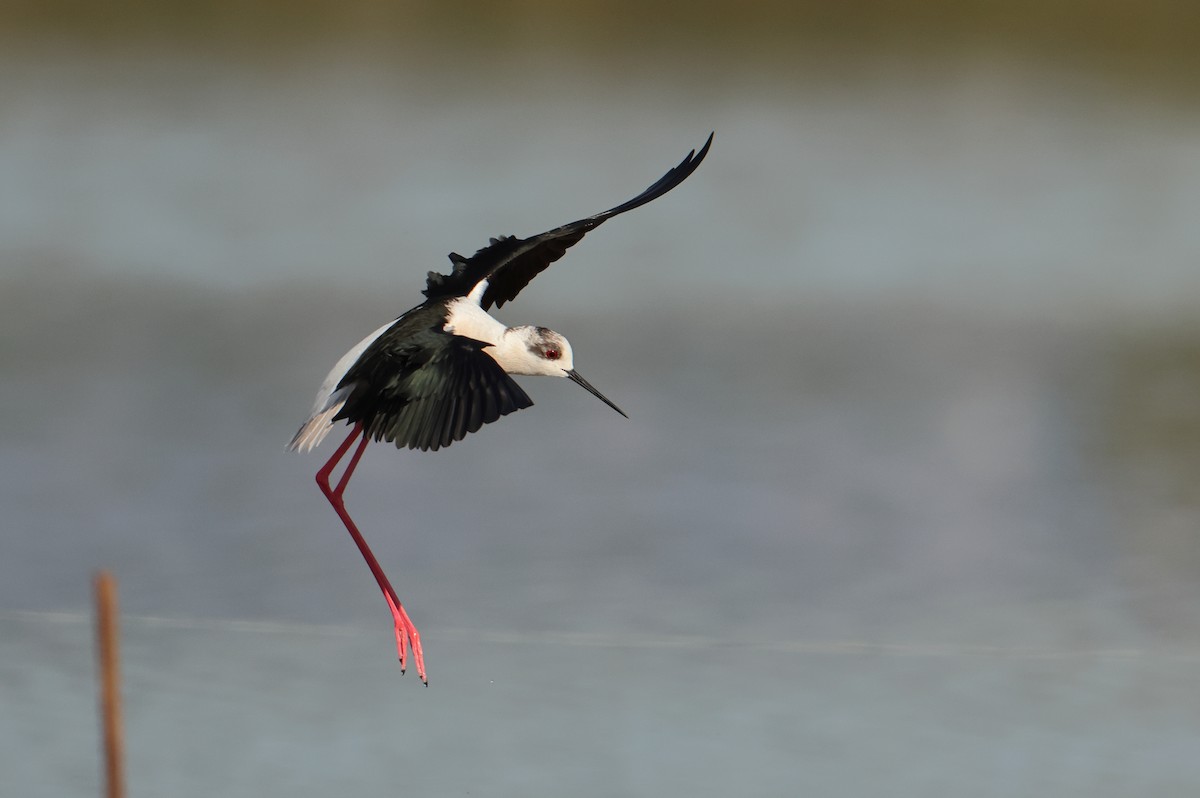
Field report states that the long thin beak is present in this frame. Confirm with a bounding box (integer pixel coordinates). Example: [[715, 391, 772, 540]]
[[566, 369, 628, 418]]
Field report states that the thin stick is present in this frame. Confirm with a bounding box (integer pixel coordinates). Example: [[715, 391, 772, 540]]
[[94, 570, 125, 798]]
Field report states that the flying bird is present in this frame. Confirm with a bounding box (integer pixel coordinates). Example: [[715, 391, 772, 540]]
[[288, 133, 713, 683]]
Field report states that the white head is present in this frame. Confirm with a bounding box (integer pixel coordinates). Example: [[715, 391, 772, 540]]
[[498, 326, 627, 417], [502, 326, 575, 376]]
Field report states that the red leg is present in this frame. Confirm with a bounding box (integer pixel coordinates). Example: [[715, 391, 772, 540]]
[[316, 423, 427, 684]]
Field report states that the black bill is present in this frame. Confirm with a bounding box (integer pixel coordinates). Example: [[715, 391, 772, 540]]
[[566, 370, 628, 418]]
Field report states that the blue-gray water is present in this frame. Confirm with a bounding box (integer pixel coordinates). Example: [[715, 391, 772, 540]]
[[4, 46, 1200, 796]]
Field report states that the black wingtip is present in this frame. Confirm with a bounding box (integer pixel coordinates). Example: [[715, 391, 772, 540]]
[[591, 132, 713, 221], [670, 131, 714, 183], [652, 131, 714, 193]]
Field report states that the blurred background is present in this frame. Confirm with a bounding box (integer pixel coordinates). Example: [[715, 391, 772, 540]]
[[4, 2, 1200, 795]]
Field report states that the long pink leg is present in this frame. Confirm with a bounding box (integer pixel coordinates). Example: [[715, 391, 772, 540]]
[[316, 423, 427, 684]]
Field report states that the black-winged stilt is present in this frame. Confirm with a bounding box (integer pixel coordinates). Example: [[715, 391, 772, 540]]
[[288, 134, 712, 683]]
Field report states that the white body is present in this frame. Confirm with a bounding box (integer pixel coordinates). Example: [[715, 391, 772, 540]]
[[287, 281, 575, 453]]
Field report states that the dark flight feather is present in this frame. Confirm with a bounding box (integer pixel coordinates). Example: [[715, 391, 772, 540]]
[[334, 320, 533, 452], [423, 133, 713, 310]]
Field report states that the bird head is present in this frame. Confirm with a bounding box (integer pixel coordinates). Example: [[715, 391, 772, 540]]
[[505, 326, 627, 418]]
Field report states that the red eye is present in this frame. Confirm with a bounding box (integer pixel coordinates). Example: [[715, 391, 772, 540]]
[[544, 348, 561, 360]]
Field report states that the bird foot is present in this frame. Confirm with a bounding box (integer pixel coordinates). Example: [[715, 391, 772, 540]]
[[385, 591, 426, 684]]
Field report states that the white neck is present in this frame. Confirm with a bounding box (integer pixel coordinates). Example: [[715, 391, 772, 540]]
[[443, 297, 506, 344], [443, 298, 533, 374]]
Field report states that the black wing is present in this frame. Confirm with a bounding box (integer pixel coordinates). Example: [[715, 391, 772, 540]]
[[335, 325, 533, 452], [423, 132, 713, 310]]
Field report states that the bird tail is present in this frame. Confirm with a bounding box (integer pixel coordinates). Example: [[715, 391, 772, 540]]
[[286, 386, 353, 453]]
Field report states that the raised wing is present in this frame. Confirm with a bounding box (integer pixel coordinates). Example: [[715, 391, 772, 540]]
[[423, 132, 713, 310], [335, 326, 533, 452]]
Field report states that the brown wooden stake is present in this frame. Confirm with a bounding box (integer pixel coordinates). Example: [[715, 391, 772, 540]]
[[94, 570, 125, 798]]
